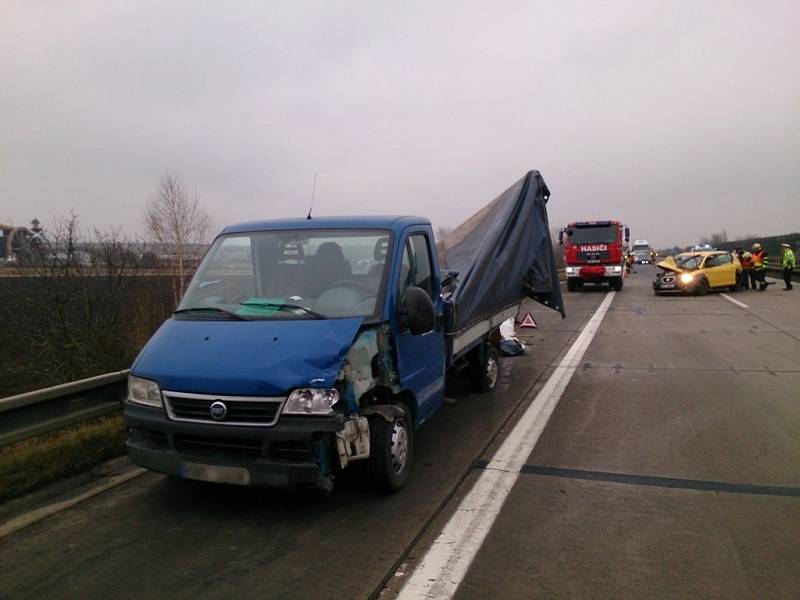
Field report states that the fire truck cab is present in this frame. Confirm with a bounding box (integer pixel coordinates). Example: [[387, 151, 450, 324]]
[[559, 220, 630, 292]]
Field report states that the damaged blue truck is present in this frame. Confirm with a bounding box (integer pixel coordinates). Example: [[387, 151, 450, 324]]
[[124, 171, 564, 492]]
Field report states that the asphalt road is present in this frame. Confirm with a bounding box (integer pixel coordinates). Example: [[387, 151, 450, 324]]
[[1, 267, 798, 599]]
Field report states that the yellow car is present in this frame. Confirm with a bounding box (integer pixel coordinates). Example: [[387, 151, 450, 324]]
[[653, 251, 742, 295]]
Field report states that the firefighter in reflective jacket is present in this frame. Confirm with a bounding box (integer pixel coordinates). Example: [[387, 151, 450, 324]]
[[741, 251, 755, 290], [751, 243, 772, 291], [781, 243, 795, 291]]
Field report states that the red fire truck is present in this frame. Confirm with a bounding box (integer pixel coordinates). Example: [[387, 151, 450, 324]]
[[559, 220, 630, 292]]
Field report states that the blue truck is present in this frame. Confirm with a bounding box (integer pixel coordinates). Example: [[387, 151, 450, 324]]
[[124, 171, 563, 492]]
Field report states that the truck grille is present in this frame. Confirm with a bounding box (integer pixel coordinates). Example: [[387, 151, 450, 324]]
[[174, 434, 263, 460], [163, 391, 284, 426]]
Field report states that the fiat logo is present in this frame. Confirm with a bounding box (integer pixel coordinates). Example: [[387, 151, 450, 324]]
[[209, 401, 228, 421]]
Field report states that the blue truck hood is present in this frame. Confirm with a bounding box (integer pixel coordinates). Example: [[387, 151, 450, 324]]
[[132, 317, 364, 396]]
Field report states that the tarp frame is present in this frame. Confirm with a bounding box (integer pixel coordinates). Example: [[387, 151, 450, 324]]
[[438, 170, 564, 335]]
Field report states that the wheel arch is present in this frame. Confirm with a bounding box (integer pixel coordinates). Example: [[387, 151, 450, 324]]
[[363, 385, 417, 427]]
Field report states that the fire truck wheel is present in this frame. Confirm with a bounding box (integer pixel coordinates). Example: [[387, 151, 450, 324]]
[[566, 279, 578, 292]]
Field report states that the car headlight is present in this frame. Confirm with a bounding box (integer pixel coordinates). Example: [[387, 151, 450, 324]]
[[127, 375, 163, 408], [284, 388, 340, 415], [680, 273, 695, 284]]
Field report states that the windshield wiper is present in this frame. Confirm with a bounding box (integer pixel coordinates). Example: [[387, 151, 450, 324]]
[[174, 307, 251, 321], [240, 301, 326, 319]]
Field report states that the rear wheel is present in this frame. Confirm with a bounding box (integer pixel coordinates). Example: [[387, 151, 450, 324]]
[[470, 345, 499, 392], [368, 405, 413, 492]]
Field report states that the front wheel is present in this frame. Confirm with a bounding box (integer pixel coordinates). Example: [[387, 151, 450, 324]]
[[611, 278, 623, 291], [696, 279, 709, 296], [566, 279, 578, 292], [470, 345, 499, 392], [368, 406, 413, 492]]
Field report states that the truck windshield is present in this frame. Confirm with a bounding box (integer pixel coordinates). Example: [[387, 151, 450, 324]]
[[633, 245, 649, 252], [568, 225, 617, 244], [178, 229, 391, 320]]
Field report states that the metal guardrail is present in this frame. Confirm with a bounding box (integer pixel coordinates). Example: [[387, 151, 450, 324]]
[[0, 370, 129, 447], [766, 266, 800, 282]]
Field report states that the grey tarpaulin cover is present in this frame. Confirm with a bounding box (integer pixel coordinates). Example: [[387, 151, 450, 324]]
[[438, 170, 564, 332]]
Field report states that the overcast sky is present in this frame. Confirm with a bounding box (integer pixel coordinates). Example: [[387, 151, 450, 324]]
[[2, 0, 798, 248]]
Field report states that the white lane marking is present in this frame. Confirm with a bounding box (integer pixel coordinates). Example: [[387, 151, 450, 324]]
[[398, 292, 616, 600], [0, 467, 146, 540], [720, 293, 748, 309]]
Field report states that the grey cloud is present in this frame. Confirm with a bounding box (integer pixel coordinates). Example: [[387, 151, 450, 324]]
[[1, 0, 798, 248]]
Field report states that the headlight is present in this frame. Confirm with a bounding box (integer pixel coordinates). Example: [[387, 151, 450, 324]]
[[612, 265, 622, 273], [680, 273, 695, 284], [127, 376, 163, 408], [565, 266, 576, 275], [284, 388, 340, 415]]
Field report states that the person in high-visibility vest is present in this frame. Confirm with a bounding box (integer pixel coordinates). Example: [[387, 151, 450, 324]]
[[740, 251, 755, 290], [751, 243, 773, 291], [781, 243, 795, 291]]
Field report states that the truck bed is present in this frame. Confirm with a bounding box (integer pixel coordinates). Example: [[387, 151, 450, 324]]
[[445, 303, 520, 364]]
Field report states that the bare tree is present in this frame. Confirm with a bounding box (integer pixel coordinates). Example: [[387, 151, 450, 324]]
[[710, 230, 728, 246], [145, 173, 212, 305], [0, 214, 172, 395]]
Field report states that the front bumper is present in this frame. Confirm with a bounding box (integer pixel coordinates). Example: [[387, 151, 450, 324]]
[[653, 275, 699, 294], [124, 403, 342, 488], [566, 265, 624, 281]]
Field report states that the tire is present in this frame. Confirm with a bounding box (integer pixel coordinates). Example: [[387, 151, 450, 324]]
[[731, 273, 742, 292], [566, 279, 578, 292], [696, 278, 708, 296], [368, 406, 413, 492], [470, 345, 500, 393], [611, 278, 623, 291]]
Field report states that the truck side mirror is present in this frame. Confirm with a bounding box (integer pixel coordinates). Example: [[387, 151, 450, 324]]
[[558, 228, 565, 246], [400, 286, 435, 335], [624, 227, 630, 243]]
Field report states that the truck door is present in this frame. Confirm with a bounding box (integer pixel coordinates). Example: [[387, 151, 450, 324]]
[[392, 230, 445, 425]]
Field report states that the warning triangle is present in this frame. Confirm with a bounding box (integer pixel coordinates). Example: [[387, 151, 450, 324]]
[[519, 312, 538, 328]]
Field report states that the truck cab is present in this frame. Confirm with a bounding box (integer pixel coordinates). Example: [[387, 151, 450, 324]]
[[559, 220, 630, 291], [125, 216, 446, 493], [631, 239, 652, 264]]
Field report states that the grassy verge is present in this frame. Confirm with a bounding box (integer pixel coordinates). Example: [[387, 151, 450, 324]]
[[0, 415, 127, 503]]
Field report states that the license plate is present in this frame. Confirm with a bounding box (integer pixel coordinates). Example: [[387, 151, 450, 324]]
[[179, 462, 251, 485], [660, 282, 675, 289]]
